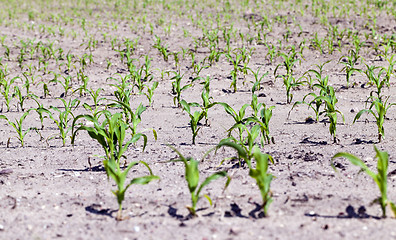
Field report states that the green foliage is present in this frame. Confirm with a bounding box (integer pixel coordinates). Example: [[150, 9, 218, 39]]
[[276, 74, 304, 104], [339, 49, 362, 88], [215, 142, 273, 217], [0, 110, 37, 147], [314, 85, 344, 143], [72, 111, 159, 220], [353, 96, 396, 142], [0, 76, 18, 112], [332, 146, 396, 218], [168, 145, 230, 216], [49, 98, 80, 146], [171, 71, 191, 107], [180, 100, 205, 145]]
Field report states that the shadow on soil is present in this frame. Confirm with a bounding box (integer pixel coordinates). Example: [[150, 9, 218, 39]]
[[85, 204, 116, 218], [305, 205, 381, 220], [58, 164, 106, 172]]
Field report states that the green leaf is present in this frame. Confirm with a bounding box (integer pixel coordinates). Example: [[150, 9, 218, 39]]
[[332, 152, 376, 180], [196, 171, 228, 198]]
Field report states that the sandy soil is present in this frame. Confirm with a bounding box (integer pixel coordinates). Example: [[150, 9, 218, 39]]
[[1, 1, 396, 239]]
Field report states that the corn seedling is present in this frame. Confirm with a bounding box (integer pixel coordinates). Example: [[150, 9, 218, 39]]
[[332, 146, 396, 218], [50, 75, 73, 98], [83, 88, 106, 117], [248, 66, 268, 94], [301, 60, 331, 89], [72, 111, 159, 220], [168, 145, 230, 216], [216, 102, 249, 141], [12, 86, 38, 112], [171, 71, 191, 107], [339, 49, 362, 88], [49, 98, 80, 146], [0, 76, 18, 112], [245, 101, 275, 145], [180, 99, 205, 145], [353, 96, 396, 143], [364, 64, 387, 98], [215, 142, 273, 217], [314, 86, 344, 143], [200, 76, 213, 125], [276, 74, 304, 104], [153, 36, 169, 61], [143, 81, 158, 107], [107, 101, 156, 149], [0, 110, 37, 147], [274, 51, 300, 77]]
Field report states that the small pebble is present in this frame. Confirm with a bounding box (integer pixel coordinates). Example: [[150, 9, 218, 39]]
[[133, 226, 140, 232], [308, 211, 316, 216], [0, 224, 4, 231]]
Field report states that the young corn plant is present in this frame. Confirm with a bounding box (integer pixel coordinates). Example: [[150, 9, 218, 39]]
[[274, 51, 300, 78], [216, 102, 249, 141], [276, 74, 304, 104], [0, 110, 37, 147], [168, 145, 230, 217], [12, 86, 38, 112], [49, 98, 80, 146], [301, 60, 331, 89], [225, 51, 243, 93], [215, 142, 274, 217], [200, 76, 214, 125], [353, 96, 396, 143], [170, 71, 191, 107], [332, 146, 396, 218], [364, 64, 387, 98], [248, 67, 268, 94], [107, 101, 156, 149], [143, 81, 158, 107], [180, 99, 205, 145], [72, 111, 159, 220], [289, 92, 324, 122], [314, 86, 344, 143], [0, 76, 19, 112], [246, 101, 275, 145], [83, 88, 106, 117], [339, 49, 361, 88]]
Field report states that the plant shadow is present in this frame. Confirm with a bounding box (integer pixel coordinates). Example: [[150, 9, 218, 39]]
[[167, 205, 212, 221], [300, 137, 328, 145], [304, 205, 381, 220], [85, 203, 116, 218], [58, 164, 105, 172], [352, 138, 376, 145], [224, 203, 249, 218], [248, 202, 266, 219]]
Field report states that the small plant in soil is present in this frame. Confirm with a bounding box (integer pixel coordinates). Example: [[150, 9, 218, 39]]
[[170, 70, 192, 107], [49, 98, 80, 146], [180, 99, 205, 145], [353, 96, 396, 143], [339, 49, 361, 88], [72, 111, 159, 220], [0, 109, 38, 147], [216, 141, 274, 217], [168, 145, 230, 217], [314, 85, 344, 143], [332, 146, 396, 218]]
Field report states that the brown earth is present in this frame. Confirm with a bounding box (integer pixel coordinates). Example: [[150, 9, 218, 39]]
[[1, 1, 396, 239]]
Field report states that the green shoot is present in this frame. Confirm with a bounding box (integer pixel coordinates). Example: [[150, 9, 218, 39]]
[[168, 145, 230, 216], [332, 146, 396, 218]]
